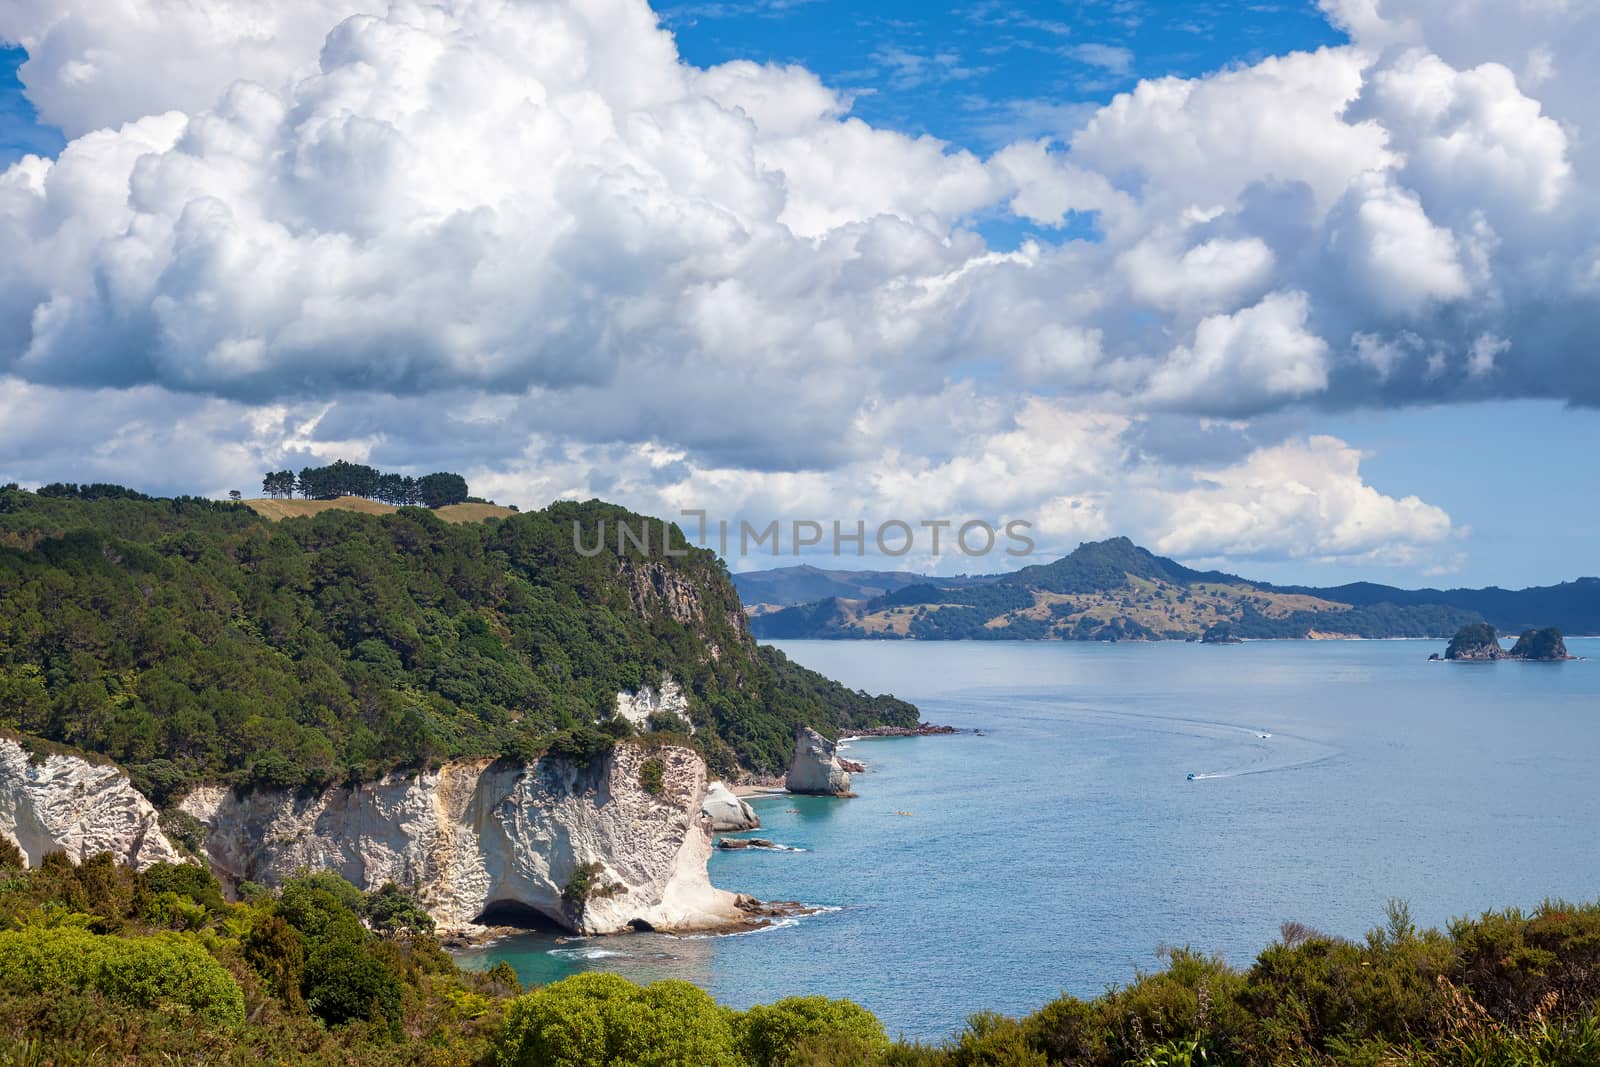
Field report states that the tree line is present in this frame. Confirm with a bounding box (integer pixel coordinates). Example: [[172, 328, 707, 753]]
[[261, 461, 470, 508]]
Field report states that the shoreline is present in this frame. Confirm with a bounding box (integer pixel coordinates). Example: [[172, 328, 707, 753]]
[[732, 783, 789, 798], [768, 635, 1600, 644]]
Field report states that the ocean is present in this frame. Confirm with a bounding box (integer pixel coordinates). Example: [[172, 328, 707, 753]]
[[457, 637, 1600, 1039]]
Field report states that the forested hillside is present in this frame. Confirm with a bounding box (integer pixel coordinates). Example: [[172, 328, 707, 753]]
[[0, 486, 915, 797]]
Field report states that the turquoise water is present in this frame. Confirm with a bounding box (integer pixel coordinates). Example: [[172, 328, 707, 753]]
[[458, 638, 1600, 1039]]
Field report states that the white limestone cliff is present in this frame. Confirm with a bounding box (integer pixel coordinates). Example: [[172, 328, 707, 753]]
[[179, 741, 741, 935], [0, 732, 751, 937], [0, 738, 182, 868], [702, 781, 760, 831], [615, 675, 694, 733], [785, 726, 853, 796]]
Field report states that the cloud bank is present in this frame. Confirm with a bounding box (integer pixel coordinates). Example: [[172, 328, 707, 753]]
[[2, 0, 1594, 571]]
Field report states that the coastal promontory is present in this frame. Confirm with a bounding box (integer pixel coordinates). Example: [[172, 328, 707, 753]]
[[0, 486, 918, 935]]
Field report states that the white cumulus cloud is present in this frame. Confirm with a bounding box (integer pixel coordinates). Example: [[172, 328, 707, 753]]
[[7, 0, 1599, 573]]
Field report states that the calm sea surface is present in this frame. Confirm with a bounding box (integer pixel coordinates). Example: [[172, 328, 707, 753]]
[[458, 638, 1600, 1039]]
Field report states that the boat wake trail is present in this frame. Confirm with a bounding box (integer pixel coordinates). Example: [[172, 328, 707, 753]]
[[1004, 693, 1339, 781]]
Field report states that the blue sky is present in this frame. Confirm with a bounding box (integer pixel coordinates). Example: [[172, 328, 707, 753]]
[[662, 1, 1344, 148], [4, 3, 1347, 169], [2, 1, 1597, 591], [0, 45, 60, 164]]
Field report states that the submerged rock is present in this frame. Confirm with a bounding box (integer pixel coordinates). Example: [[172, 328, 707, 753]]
[[785, 726, 853, 796], [702, 781, 759, 831]]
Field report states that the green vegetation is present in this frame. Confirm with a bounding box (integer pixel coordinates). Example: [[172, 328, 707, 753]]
[[494, 972, 742, 1067], [639, 757, 666, 796], [0, 486, 915, 795], [0, 926, 243, 1026], [0, 851, 510, 1063], [737, 996, 889, 1066], [266, 461, 473, 508], [34, 483, 155, 502], [4, 853, 1600, 1066], [560, 862, 621, 914]]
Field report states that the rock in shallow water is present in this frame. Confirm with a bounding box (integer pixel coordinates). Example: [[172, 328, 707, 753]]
[[785, 726, 853, 796], [702, 781, 760, 831]]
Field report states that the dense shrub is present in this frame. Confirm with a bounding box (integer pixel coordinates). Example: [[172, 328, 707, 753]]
[[494, 973, 742, 1067], [737, 996, 889, 1067], [639, 757, 666, 796], [3, 853, 1600, 1066], [0, 927, 243, 1025], [302, 938, 403, 1028]]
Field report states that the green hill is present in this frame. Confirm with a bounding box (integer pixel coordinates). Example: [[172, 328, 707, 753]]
[[0, 485, 915, 795]]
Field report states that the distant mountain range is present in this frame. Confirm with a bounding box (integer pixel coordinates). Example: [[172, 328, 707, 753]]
[[736, 538, 1600, 642], [731, 565, 1001, 610]]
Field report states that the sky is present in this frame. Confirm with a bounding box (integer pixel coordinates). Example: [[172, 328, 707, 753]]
[[0, 0, 1597, 590]]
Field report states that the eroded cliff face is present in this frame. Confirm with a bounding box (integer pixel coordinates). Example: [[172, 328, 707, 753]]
[[620, 559, 749, 660], [0, 739, 181, 868], [615, 675, 693, 732], [178, 741, 740, 935]]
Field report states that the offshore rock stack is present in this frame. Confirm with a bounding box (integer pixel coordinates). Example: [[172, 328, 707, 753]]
[[785, 726, 854, 796]]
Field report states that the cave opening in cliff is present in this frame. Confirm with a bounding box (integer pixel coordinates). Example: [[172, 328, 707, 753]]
[[627, 918, 655, 932], [475, 899, 567, 932]]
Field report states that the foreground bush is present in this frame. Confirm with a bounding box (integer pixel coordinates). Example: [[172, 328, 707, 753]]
[[4, 854, 1600, 1065], [737, 995, 889, 1066], [494, 973, 741, 1067], [0, 926, 243, 1026]]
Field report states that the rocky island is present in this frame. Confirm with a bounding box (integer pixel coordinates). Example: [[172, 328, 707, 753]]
[[1440, 623, 1573, 661]]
